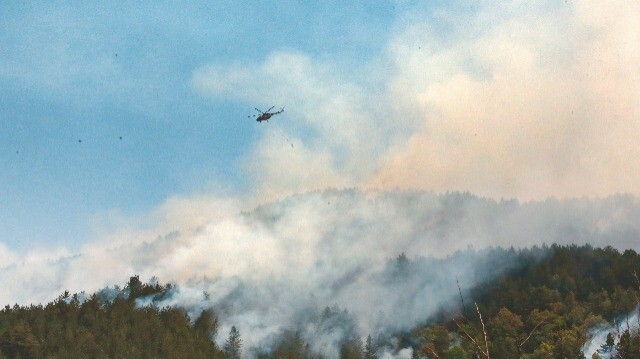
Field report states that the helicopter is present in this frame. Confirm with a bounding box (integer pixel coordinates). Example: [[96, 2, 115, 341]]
[[249, 106, 284, 123]]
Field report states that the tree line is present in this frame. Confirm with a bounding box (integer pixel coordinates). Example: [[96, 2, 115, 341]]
[[0, 244, 638, 358], [406, 244, 640, 358]]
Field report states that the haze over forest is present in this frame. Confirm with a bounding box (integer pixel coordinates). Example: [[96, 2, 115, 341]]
[[2, 190, 640, 357], [1, 0, 639, 358]]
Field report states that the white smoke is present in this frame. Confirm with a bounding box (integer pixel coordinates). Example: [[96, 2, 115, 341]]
[[380, 347, 413, 359], [1, 190, 639, 357], [192, 0, 640, 202], [583, 305, 640, 358]]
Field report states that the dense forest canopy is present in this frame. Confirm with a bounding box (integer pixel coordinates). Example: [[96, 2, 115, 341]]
[[1, 244, 638, 358]]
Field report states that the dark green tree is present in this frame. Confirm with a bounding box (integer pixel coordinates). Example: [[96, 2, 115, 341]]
[[489, 307, 523, 358], [552, 329, 585, 359], [0, 321, 39, 359], [194, 309, 218, 340], [340, 336, 363, 359], [598, 332, 615, 356], [615, 329, 640, 358], [363, 335, 378, 359], [271, 331, 311, 359], [224, 326, 243, 359]]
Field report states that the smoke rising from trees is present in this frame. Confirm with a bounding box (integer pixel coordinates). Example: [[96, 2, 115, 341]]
[[1, 189, 639, 356]]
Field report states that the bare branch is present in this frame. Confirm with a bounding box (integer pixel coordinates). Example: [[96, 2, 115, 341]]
[[424, 344, 440, 359], [452, 317, 481, 347], [519, 319, 546, 348], [452, 315, 489, 358], [476, 303, 490, 359]]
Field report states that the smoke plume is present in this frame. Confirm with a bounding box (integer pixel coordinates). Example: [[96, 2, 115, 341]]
[[1, 189, 639, 356], [582, 305, 640, 358], [193, 0, 640, 201]]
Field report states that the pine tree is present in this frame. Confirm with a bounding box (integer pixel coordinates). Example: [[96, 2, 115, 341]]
[[615, 329, 640, 359], [340, 337, 363, 359], [224, 326, 243, 359], [598, 332, 615, 355], [364, 335, 378, 359], [0, 321, 39, 359], [194, 309, 218, 340]]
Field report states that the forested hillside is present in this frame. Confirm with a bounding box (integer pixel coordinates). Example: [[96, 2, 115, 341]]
[[0, 277, 222, 358], [0, 244, 638, 358], [408, 245, 640, 358]]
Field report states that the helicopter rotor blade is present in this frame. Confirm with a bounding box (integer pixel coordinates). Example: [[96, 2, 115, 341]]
[[266, 106, 275, 113], [255, 108, 264, 114]]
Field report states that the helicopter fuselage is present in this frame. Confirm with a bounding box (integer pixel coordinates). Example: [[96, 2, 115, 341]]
[[256, 113, 274, 122], [254, 107, 284, 123]]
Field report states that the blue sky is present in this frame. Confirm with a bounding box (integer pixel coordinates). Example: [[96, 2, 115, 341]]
[[2, 0, 639, 253], [0, 1, 400, 250]]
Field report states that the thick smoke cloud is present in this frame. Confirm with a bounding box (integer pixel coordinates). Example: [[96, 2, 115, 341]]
[[193, 0, 640, 201], [371, 0, 640, 200], [1, 190, 639, 356]]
